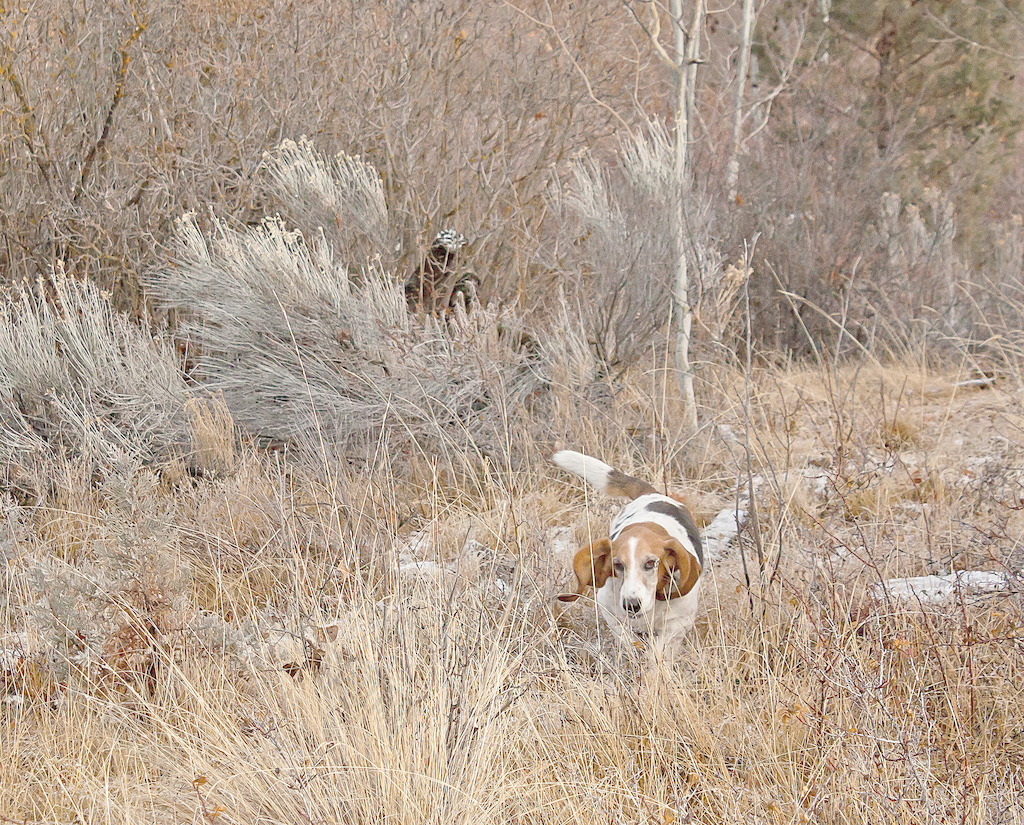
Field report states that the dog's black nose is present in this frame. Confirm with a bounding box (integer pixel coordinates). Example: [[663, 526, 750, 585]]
[[622, 597, 642, 616]]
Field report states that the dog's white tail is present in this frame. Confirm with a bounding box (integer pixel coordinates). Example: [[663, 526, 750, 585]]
[[552, 450, 658, 499], [552, 450, 615, 492]]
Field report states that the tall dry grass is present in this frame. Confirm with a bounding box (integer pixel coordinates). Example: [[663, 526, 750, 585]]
[[3, 335, 1023, 823]]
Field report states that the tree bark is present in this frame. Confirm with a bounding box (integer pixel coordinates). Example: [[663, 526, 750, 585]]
[[726, 0, 755, 203], [670, 0, 700, 432]]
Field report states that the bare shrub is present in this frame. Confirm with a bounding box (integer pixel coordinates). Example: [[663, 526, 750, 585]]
[[0, 268, 199, 499], [736, 126, 981, 357], [731, 97, 890, 355], [965, 216, 1024, 370], [866, 190, 970, 340]]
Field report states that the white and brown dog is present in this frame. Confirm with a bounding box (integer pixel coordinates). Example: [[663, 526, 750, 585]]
[[553, 450, 704, 655]]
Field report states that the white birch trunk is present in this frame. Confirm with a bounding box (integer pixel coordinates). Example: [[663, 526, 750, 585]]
[[683, 0, 705, 150], [726, 0, 755, 203], [671, 0, 700, 432]]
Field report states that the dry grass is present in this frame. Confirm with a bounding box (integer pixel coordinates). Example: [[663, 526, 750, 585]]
[[4, 2, 1024, 819], [3, 351, 1023, 825]]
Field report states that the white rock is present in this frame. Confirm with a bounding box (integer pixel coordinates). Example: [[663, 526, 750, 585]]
[[800, 467, 830, 497], [702, 507, 746, 560], [547, 526, 577, 560], [398, 558, 454, 577], [872, 570, 1015, 605], [717, 424, 741, 443], [394, 529, 433, 558]]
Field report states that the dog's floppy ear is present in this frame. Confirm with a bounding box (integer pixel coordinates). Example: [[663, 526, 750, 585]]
[[557, 539, 613, 602], [657, 539, 701, 601]]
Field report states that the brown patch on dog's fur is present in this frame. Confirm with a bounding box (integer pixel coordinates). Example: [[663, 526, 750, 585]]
[[557, 539, 612, 602], [604, 469, 659, 500], [657, 538, 700, 600]]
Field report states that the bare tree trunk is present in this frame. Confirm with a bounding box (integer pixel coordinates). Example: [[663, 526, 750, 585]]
[[726, 0, 755, 203], [670, 0, 700, 432], [683, 0, 704, 150]]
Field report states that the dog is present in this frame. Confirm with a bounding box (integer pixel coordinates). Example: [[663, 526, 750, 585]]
[[553, 450, 704, 655]]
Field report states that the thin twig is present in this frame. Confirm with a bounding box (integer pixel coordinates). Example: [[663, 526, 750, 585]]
[[72, 22, 146, 205], [504, 1, 634, 136]]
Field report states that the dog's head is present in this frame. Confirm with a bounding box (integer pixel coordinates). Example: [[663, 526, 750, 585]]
[[557, 523, 700, 617]]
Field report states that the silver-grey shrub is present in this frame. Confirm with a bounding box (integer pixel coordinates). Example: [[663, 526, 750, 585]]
[[150, 145, 548, 465], [0, 268, 194, 495], [554, 121, 719, 375], [261, 139, 391, 270]]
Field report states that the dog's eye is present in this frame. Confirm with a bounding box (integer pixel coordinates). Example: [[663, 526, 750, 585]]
[[612, 560, 624, 573], [644, 559, 657, 571]]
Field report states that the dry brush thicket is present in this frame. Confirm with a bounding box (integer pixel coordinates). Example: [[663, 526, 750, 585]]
[[3, 0, 1024, 352], [3, 1, 1024, 823], [0, 0, 645, 314]]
